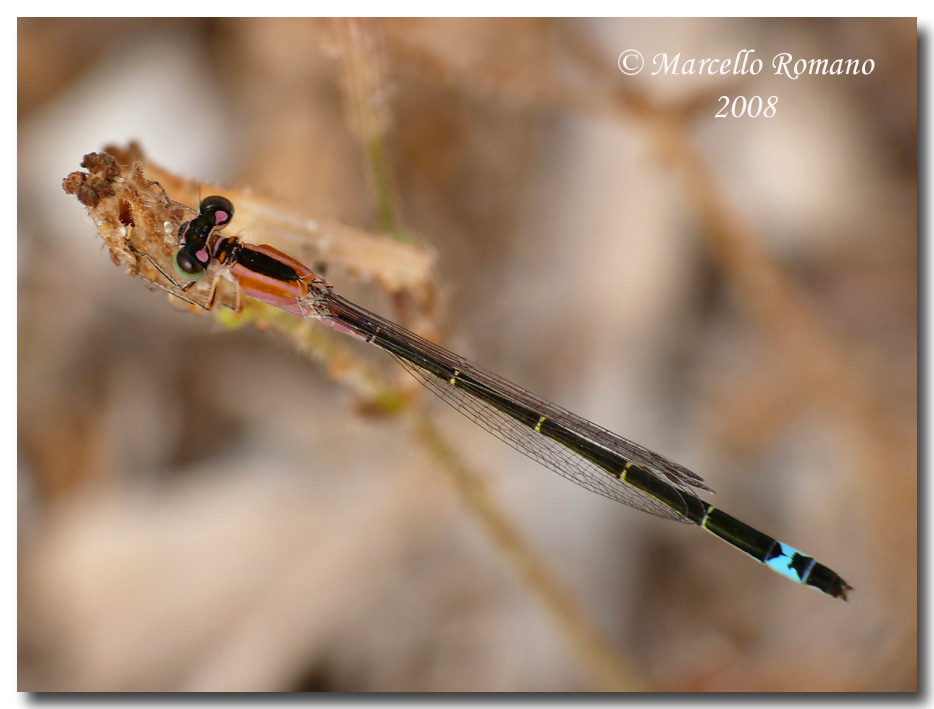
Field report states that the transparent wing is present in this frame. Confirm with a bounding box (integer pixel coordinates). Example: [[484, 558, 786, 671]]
[[324, 294, 711, 523]]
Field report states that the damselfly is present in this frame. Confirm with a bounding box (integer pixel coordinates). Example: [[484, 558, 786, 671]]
[[146, 195, 853, 601]]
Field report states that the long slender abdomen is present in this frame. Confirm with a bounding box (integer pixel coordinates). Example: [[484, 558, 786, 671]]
[[701, 506, 852, 599]]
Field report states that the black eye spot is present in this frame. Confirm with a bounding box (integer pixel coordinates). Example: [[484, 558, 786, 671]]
[[199, 196, 235, 228], [174, 249, 206, 281]]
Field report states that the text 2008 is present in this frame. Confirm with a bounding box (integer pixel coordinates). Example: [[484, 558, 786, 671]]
[[716, 96, 778, 118]]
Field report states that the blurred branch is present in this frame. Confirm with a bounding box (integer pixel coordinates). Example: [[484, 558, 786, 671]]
[[327, 18, 410, 242]]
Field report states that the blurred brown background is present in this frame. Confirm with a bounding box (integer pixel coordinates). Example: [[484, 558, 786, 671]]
[[18, 18, 916, 691]]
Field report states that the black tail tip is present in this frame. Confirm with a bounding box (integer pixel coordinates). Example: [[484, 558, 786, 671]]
[[807, 562, 852, 601]]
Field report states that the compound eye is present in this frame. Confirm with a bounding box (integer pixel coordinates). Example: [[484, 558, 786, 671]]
[[174, 248, 206, 281], [199, 195, 235, 228]]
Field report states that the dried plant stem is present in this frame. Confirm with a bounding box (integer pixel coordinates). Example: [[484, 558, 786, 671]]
[[329, 18, 409, 241], [412, 413, 645, 691]]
